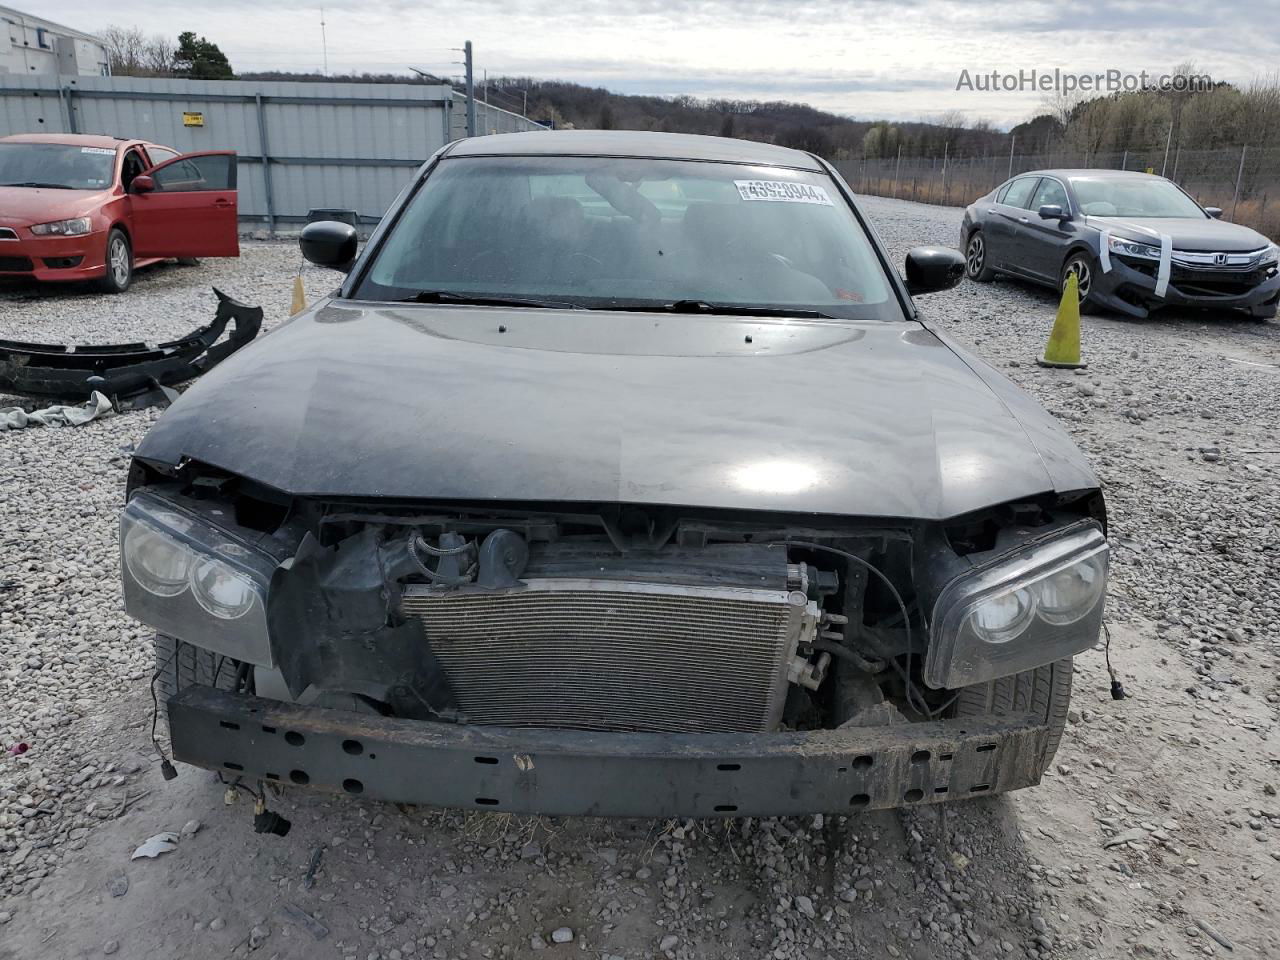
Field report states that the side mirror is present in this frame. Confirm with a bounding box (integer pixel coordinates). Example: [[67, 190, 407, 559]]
[[130, 175, 155, 194], [904, 246, 965, 296], [300, 220, 358, 272], [1204, 206, 1223, 219], [1037, 203, 1068, 220]]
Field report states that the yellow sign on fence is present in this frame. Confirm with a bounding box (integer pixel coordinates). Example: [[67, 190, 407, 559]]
[[182, 112, 205, 127]]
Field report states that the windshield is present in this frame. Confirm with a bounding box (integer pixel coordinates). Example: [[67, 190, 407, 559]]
[[0, 143, 116, 190], [1069, 176, 1206, 219], [356, 155, 900, 320]]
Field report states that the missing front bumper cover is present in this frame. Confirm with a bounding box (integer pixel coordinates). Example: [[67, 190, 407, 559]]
[[169, 686, 1050, 817], [0, 287, 262, 405]]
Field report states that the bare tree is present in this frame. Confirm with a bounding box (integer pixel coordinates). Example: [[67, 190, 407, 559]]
[[99, 24, 176, 77]]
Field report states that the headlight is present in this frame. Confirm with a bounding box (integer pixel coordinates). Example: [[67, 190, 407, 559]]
[[925, 524, 1108, 689], [1108, 235, 1160, 259], [967, 587, 1036, 643], [190, 545, 259, 620], [121, 492, 277, 665], [1260, 244, 1279, 266], [30, 217, 92, 236], [123, 510, 193, 596]]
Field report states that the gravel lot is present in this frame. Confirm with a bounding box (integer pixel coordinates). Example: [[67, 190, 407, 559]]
[[1, 198, 1277, 960]]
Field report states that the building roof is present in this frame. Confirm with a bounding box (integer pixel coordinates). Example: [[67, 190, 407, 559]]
[[446, 130, 824, 170], [0, 5, 108, 45]]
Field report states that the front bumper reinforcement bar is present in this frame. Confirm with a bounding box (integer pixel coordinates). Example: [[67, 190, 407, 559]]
[[169, 687, 1049, 817]]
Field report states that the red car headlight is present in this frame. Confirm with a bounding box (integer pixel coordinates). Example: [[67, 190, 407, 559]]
[[30, 217, 92, 237]]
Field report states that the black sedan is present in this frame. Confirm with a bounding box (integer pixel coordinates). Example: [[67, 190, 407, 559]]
[[123, 131, 1109, 819], [962, 169, 1279, 320]]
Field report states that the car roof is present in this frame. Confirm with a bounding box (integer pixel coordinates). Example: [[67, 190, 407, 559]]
[[0, 133, 135, 151], [1018, 168, 1168, 182], [446, 130, 825, 171]]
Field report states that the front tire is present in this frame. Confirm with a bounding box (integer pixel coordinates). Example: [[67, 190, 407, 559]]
[[1060, 252, 1099, 315], [953, 659, 1073, 785], [965, 230, 995, 282], [95, 228, 133, 293]]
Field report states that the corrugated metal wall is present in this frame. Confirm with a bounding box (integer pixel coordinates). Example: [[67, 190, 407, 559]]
[[0, 75, 543, 228]]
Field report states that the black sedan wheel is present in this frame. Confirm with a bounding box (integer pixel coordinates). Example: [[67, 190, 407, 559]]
[[965, 230, 995, 281], [1060, 252, 1098, 314]]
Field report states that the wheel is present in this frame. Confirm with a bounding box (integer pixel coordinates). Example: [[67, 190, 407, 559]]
[[95, 228, 133, 293], [964, 230, 995, 281], [1060, 252, 1099, 314], [153, 633, 237, 708], [953, 658, 1073, 782], [176, 257, 201, 267]]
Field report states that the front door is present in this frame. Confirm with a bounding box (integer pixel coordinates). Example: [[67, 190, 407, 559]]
[[1013, 177, 1077, 282], [129, 151, 239, 259]]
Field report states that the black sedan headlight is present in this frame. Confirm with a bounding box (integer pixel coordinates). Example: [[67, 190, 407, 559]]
[[121, 492, 276, 666], [1107, 235, 1161, 260], [924, 524, 1108, 689]]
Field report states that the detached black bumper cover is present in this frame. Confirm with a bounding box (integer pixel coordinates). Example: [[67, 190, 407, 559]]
[[0, 287, 262, 402], [169, 687, 1050, 817]]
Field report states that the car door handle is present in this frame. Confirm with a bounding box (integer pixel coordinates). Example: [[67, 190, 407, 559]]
[[1018, 217, 1029, 224], [214, 198, 233, 207], [987, 208, 997, 214]]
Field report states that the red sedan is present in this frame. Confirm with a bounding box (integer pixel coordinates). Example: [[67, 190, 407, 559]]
[[0, 133, 239, 293]]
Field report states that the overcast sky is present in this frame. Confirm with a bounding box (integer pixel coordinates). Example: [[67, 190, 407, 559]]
[[49, 0, 1280, 126]]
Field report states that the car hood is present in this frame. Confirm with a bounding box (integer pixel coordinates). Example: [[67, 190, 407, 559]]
[[0, 186, 108, 227], [1087, 216, 1270, 252], [135, 302, 1098, 521]]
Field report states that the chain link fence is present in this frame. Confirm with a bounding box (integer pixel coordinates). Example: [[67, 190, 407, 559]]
[[836, 145, 1280, 240]]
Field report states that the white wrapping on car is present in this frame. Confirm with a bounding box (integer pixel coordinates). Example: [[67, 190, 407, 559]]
[[1155, 233, 1173, 297]]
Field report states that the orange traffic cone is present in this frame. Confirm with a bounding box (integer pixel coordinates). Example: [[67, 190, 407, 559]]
[[1037, 273, 1086, 369], [290, 274, 306, 316]]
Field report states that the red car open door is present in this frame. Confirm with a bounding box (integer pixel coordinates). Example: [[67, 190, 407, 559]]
[[129, 151, 239, 259]]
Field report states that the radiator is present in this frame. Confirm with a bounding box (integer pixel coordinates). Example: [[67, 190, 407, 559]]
[[401, 579, 817, 733]]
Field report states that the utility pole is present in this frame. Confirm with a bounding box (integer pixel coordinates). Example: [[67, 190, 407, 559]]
[[464, 40, 476, 138], [1007, 134, 1015, 179], [1160, 121, 1173, 177], [320, 8, 328, 77]]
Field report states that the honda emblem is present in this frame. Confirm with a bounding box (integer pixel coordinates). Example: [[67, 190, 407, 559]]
[[1213, 253, 1228, 265]]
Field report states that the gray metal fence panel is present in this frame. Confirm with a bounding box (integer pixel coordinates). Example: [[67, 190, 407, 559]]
[[0, 75, 543, 228]]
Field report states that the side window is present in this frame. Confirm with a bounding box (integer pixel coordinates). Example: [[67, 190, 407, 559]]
[[150, 154, 235, 192], [995, 181, 1014, 203], [145, 146, 179, 166], [120, 149, 146, 191], [1030, 178, 1069, 211], [1001, 177, 1038, 210]]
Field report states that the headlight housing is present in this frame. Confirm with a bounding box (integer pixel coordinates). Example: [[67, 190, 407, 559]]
[[1108, 235, 1160, 260], [121, 492, 277, 665], [924, 524, 1108, 689], [30, 217, 92, 237], [1259, 243, 1279, 266]]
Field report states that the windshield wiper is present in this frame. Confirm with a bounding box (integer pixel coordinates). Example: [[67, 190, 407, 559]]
[[0, 181, 74, 189], [396, 290, 584, 310], [606, 299, 834, 319]]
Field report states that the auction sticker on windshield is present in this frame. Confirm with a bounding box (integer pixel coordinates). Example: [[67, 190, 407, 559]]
[[735, 180, 833, 205], [81, 147, 116, 155]]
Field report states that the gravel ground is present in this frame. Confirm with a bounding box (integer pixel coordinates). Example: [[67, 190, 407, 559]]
[[1, 203, 1277, 960]]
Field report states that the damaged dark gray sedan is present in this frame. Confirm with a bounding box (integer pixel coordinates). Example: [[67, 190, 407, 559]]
[[123, 131, 1109, 818]]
